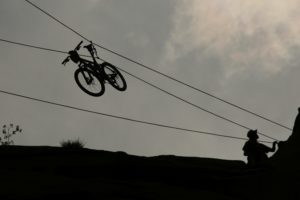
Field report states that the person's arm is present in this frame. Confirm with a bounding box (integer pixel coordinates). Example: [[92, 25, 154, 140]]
[[260, 142, 276, 153], [270, 141, 278, 152], [261, 142, 277, 153]]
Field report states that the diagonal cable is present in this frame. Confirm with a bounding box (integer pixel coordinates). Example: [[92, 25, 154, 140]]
[[23, 0, 292, 132], [0, 37, 279, 141], [0, 89, 273, 144]]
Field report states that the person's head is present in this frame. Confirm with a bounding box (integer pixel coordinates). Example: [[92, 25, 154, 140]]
[[247, 129, 259, 141]]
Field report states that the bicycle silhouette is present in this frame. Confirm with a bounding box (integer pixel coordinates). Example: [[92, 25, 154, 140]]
[[62, 41, 127, 96]]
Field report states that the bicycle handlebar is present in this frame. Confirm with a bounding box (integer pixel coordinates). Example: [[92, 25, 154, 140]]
[[61, 41, 99, 66], [62, 56, 70, 66], [61, 41, 83, 66], [75, 41, 83, 51]]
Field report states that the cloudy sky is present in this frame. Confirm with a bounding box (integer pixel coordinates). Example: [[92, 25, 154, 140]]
[[0, 0, 299, 161]]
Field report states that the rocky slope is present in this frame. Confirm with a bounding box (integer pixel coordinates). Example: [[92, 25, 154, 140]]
[[0, 110, 299, 200]]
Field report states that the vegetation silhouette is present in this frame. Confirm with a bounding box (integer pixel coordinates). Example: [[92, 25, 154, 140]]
[[60, 138, 85, 149], [1, 124, 22, 145], [243, 129, 277, 166]]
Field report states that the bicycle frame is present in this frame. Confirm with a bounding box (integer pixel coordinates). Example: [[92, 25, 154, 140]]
[[69, 44, 106, 81], [62, 41, 127, 96]]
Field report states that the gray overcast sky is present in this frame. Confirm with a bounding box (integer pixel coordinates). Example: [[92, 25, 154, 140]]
[[0, 0, 299, 161]]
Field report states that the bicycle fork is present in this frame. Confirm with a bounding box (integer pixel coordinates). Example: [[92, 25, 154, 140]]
[[84, 71, 94, 85]]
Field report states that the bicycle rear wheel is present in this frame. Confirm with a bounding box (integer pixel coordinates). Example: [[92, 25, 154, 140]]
[[74, 68, 105, 97], [102, 62, 127, 91]]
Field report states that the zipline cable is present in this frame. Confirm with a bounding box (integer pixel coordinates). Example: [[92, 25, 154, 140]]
[[0, 89, 273, 144], [23, 0, 292, 132], [0, 37, 279, 141], [117, 68, 278, 141], [0, 38, 67, 54], [21, 1, 282, 141], [0, 38, 89, 58]]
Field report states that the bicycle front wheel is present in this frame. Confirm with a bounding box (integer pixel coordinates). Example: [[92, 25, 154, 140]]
[[74, 68, 105, 97], [102, 62, 127, 91]]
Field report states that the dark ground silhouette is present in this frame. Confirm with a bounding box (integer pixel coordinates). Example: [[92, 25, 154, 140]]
[[0, 109, 299, 199]]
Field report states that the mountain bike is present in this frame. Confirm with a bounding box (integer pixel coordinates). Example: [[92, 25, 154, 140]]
[[62, 41, 127, 96]]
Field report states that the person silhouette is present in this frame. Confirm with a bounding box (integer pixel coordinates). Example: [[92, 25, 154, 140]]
[[243, 129, 278, 166]]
